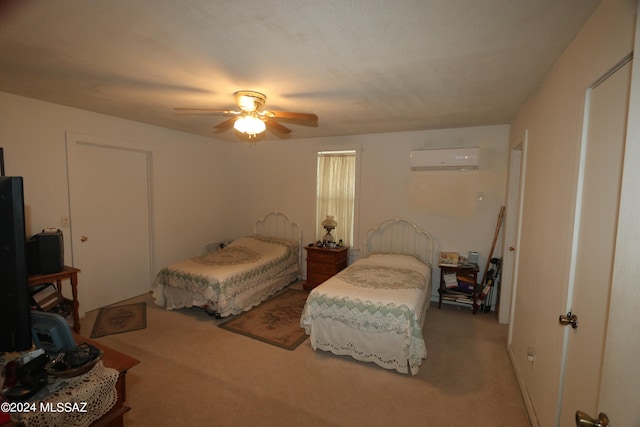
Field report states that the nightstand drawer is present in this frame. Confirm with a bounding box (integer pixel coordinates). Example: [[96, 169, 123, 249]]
[[306, 271, 334, 287], [307, 260, 341, 275], [304, 245, 349, 290], [309, 249, 346, 263]]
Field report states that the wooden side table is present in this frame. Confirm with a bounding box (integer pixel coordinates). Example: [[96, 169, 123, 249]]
[[437, 264, 479, 309], [0, 335, 139, 427], [78, 334, 140, 426], [304, 245, 349, 290], [28, 266, 81, 333]]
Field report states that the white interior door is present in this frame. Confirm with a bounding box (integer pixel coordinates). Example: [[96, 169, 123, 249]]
[[66, 134, 153, 316], [558, 59, 631, 426], [597, 23, 640, 424], [501, 136, 526, 326]]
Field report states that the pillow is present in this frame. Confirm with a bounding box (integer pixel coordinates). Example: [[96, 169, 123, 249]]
[[361, 253, 430, 276]]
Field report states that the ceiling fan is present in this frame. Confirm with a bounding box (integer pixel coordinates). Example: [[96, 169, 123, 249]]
[[174, 90, 318, 140]]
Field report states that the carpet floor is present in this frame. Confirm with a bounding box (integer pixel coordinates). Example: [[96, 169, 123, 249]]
[[79, 282, 531, 426]]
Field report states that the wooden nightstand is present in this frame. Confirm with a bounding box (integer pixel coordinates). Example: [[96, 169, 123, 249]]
[[304, 245, 349, 290]]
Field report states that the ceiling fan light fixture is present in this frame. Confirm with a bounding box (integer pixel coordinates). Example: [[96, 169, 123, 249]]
[[237, 95, 257, 111], [235, 90, 266, 112], [175, 90, 315, 139], [234, 115, 266, 136]]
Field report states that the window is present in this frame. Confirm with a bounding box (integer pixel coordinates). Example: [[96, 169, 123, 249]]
[[316, 150, 356, 247]]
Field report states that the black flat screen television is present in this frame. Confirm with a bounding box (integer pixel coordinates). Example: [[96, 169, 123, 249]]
[[0, 176, 32, 352]]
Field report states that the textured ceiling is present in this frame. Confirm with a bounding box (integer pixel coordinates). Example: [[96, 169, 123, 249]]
[[0, 0, 601, 142]]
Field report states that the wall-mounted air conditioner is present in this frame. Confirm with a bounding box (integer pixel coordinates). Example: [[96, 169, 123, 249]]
[[409, 148, 480, 171]]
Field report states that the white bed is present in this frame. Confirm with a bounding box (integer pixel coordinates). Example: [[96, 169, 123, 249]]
[[151, 211, 302, 317], [300, 217, 434, 374]]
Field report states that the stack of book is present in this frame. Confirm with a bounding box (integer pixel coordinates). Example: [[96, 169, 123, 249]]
[[443, 273, 474, 293], [438, 251, 479, 269], [438, 251, 460, 267], [30, 283, 74, 325], [439, 252, 478, 305]]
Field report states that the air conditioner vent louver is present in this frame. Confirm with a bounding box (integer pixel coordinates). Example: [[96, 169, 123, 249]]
[[410, 148, 480, 171]]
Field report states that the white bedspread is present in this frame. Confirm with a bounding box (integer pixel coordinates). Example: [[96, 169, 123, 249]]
[[301, 253, 432, 374], [152, 235, 299, 316]]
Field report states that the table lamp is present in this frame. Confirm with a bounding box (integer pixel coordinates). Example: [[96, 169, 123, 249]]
[[321, 215, 337, 243]]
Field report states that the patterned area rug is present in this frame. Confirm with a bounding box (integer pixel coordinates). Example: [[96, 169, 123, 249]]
[[91, 302, 147, 338], [219, 289, 309, 350]]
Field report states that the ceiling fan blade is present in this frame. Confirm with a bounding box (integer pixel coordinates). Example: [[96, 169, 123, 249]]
[[265, 119, 292, 136], [271, 117, 319, 128], [264, 110, 318, 122], [174, 108, 239, 116], [213, 117, 237, 133]]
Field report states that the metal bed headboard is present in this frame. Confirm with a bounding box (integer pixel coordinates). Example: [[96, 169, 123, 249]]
[[362, 217, 434, 266], [254, 211, 303, 275]]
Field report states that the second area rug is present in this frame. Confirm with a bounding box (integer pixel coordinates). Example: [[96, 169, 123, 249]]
[[91, 302, 147, 338], [219, 288, 309, 350]]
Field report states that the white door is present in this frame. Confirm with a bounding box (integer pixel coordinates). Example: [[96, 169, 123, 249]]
[[558, 59, 631, 426], [66, 134, 153, 315], [501, 136, 526, 326], [597, 44, 640, 426]]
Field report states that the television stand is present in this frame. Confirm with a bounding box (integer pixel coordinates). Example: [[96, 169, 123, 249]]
[[28, 266, 81, 333]]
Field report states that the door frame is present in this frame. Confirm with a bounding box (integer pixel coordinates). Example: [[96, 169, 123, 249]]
[[65, 132, 156, 312], [502, 132, 528, 327]]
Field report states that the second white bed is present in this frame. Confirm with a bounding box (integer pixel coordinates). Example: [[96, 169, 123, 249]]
[[301, 218, 434, 374]]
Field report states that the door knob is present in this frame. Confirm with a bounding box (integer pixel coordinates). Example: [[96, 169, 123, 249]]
[[575, 410, 610, 427], [509, 246, 515, 251], [559, 311, 578, 329], [80, 235, 88, 242]]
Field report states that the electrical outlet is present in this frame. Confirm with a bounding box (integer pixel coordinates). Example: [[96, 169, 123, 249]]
[[61, 216, 70, 227]]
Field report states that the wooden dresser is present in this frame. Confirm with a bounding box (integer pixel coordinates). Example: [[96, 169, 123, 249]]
[[304, 245, 349, 291]]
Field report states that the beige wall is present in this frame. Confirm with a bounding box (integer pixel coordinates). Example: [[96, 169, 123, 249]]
[[230, 125, 510, 298], [1, 89, 510, 305], [507, 0, 637, 424], [0, 91, 234, 272]]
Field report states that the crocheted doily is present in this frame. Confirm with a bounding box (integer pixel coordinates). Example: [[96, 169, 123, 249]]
[[11, 361, 119, 427]]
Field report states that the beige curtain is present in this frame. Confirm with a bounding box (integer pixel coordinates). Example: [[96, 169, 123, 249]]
[[316, 151, 356, 246]]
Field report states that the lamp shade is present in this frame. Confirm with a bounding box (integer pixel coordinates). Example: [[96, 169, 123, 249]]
[[234, 116, 266, 136], [321, 215, 337, 230], [321, 215, 337, 243]]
